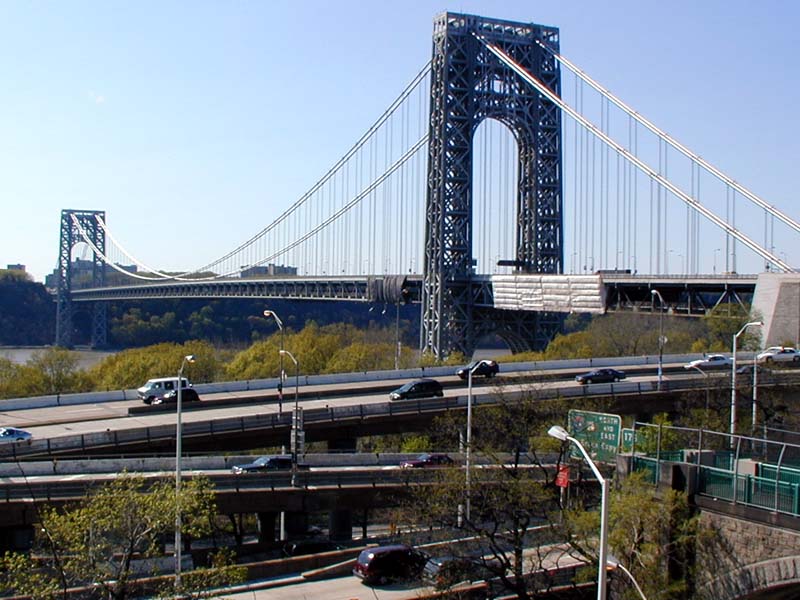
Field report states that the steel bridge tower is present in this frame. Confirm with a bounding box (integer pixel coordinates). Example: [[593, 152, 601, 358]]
[[422, 13, 564, 358], [55, 209, 107, 348]]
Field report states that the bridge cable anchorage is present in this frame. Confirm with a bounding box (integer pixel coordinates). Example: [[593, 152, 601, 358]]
[[474, 34, 795, 273], [536, 40, 800, 237]]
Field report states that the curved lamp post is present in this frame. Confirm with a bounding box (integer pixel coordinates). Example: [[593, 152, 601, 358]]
[[263, 310, 284, 408], [687, 364, 710, 419], [549, 425, 609, 600], [651, 289, 665, 390], [463, 361, 485, 524], [607, 555, 648, 600], [279, 349, 300, 486], [731, 321, 763, 441], [174, 353, 195, 592]]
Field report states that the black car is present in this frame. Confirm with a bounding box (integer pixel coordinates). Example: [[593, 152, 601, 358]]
[[353, 544, 428, 585], [575, 368, 626, 385], [389, 379, 444, 401], [150, 388, 201, 405], [400, 453, 454, 468], [456, 359, 500, 380], [231, 455, 309, 474], [422, 555, 502, 589]]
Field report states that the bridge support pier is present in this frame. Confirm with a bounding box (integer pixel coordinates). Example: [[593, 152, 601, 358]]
[[329, 508, 352, 542], [256, 511, 278, 543], [284, 512, 308, 538]]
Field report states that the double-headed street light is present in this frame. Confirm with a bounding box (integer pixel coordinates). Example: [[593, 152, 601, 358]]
[[174, 353, 195, 593], [279, 349, 300, 486], [651, 290, 665, 390], [731, 321, 763, 440], [548, 424, 609, 600], [263, 310, 285, 408]]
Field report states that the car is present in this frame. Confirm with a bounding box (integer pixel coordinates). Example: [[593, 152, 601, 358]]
[[138, 376, 192, 404], [0, 427, 32, 443], [389, 379, 444, 401], [400, 453, 454, 468], [684, 354, 732, 370], [456, 359, 500, 380], [151, 388, 201, 405], [353, 544, 428, 585], [231, 455, 309, 474], [574, 368, 626, 385], [756, 346, 800, 363], [422, 555, 502, 589]]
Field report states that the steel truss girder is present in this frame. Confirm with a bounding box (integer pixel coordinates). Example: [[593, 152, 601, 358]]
[[70, 276, 426, 304], [422, 13, 563, 359], [56, 210, 107, 348], [603, 277, 756, 316]]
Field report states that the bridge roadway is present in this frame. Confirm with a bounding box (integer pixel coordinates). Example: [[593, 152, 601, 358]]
[[0, 356, 769, 459], [68, 272, 757, 316]]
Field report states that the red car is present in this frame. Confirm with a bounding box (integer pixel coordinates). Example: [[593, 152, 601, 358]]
[[400, 453, 454, 468]]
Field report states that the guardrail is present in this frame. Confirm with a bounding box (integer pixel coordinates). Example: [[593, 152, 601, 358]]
[[0, 352, 725, 411], [6, 368, 790, 460]]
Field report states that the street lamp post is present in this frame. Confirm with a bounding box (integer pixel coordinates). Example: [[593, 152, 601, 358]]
[[688, 364, 710, 420], [394, 301, 401, 370], [731, 321, 763, 440], [464, 362, 483, 524], [174, 353, 195, 593], [651, 290, 665, 390], [548, 425, 609, 600], [713, 248, 721, 274], [263, 310, 284, 411], [279, 349, 300, 486], [607, 555, 648, 600]]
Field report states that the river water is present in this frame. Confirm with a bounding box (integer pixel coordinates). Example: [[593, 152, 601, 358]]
[[0, 347, 114, 370]]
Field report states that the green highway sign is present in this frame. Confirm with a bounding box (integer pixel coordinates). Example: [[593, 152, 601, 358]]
[[620, 428, 636, 453], [567, 409, 622, 463]]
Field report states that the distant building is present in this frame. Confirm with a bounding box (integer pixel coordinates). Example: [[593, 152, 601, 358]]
[[5, 264, 25, 272], [240, 264, 297, 278]]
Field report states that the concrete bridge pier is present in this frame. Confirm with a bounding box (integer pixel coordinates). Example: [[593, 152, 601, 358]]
[[329, 508, 352, 541], [284, 511, 309, 538], [256, 511, 278, 543]]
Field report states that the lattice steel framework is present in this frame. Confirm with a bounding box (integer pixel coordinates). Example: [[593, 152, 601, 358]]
[[422, 13, 563, 358], [55, 210, 107, 348]]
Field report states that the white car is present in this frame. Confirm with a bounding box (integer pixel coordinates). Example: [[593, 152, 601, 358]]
[[756, 346, 800, 363], [684, 354, 732, 370], [0, 427, 32, 443]]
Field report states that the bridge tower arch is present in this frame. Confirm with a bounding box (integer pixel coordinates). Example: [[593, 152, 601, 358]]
[[422, 12, 563, 358], [55, 209, 107, 348]]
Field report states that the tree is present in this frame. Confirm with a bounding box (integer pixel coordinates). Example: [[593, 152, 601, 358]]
[[0, 475, 245, 599], [398, 386, 576, 599], [27, 347, 85, 395], [562, 471, 702, 600]]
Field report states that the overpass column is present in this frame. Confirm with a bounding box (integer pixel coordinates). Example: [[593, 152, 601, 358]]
[[283, 512, 309, 538], [329, 508, 353, 542], [256, 512, 278, 543]]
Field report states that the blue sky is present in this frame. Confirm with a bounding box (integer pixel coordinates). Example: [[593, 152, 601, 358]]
[[1, 0, 798, 282]]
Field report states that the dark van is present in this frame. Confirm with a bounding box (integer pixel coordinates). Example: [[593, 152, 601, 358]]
[[389, 379, 444, 401], [353, 544, 427, 585]]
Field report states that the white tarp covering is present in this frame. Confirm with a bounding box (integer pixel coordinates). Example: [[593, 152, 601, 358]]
[[492, 274, 606, 313]]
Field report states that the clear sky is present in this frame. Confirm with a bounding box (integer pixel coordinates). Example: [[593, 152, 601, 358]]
[[1, 0, 798, 282]]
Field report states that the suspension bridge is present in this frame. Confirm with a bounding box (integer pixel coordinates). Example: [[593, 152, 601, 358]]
[[55, 12, 799, 357]]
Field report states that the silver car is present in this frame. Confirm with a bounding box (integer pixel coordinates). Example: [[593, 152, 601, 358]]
[[0, 427, 32, 442]]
